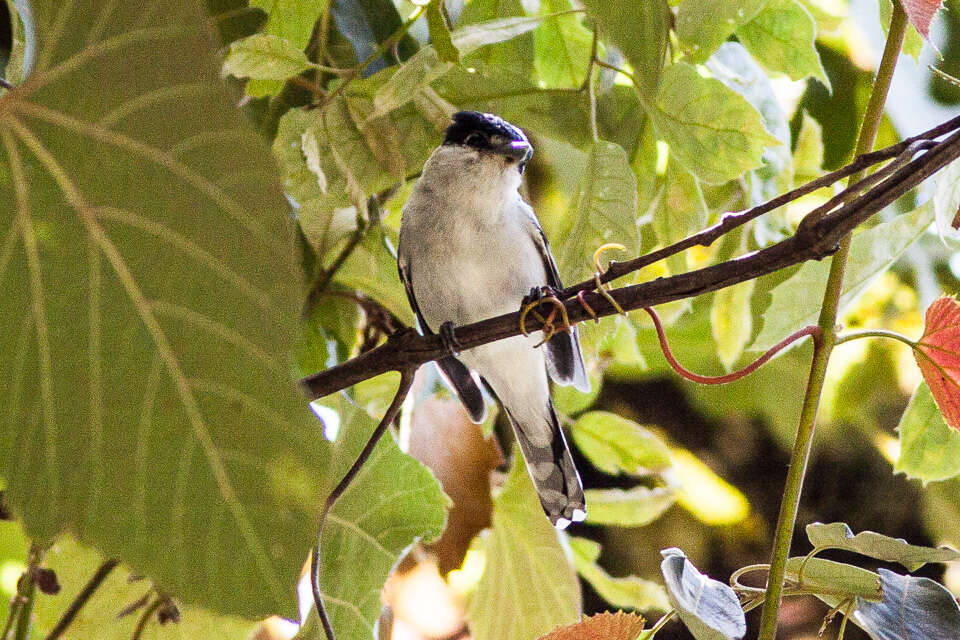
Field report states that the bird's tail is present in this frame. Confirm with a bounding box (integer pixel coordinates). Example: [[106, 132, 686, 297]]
[[504, 401, 586, 529]]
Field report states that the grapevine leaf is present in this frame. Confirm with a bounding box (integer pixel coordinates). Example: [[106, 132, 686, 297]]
[[674, 0, 768, 63], [735, 0, 830, 88]]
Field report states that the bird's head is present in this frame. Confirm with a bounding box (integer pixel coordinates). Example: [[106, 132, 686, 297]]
[[442, 111, 533, 173]]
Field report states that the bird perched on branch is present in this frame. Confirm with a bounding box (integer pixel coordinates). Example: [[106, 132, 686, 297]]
[[398, 111, 590, 528]]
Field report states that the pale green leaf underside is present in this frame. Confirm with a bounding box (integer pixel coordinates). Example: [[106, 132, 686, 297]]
[[0, 0, 318, 620], [751, 203, 935, 351], [467, 451, 580, 640], [806, 521, 960, 572], [896, 382, 960, 484], [223, 33, 313, 81]]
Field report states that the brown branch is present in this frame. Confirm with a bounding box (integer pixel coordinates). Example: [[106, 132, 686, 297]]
[[299, 122, 960, 401], [45, 560, 120, 640]]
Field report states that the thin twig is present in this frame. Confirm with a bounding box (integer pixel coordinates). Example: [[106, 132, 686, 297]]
[[303, 224, 368, 317], [129, 598, 162, 640], [312, 368, 417, 640], [45, 560, 120, 640]]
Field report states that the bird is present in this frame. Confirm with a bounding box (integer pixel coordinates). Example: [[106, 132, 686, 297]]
[[397, 110, 590, 529]]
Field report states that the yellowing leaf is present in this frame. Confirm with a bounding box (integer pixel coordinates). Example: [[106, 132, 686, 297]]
[[537, 612, 647, 640], [711, 279, 756, 371], [672, 450, 750, 526]]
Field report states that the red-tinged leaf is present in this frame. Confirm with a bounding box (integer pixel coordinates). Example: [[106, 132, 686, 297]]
[[915, 297, 960, 430], [537, 612, 647, 640], [901, 0, 943, 39]]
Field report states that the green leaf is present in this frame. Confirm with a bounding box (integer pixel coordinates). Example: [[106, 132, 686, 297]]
[[556, 140, 638, 282], [247, 0, 328, 96], [806, 521, 960, 572], [427, 0, 459, 63], [793, 111, 825, 180], [569, 536, 671, 612], [736, 0, 830, 88], [224, 32, 313, 80], [583, 486, 676, 526], [0, 0, 317, 619], [451, 14, 549, 56], [784, 557, 883, 601], [582, 0, 669, 97], [29, 533, 260, 639], [457, 0, 535, 72], [570, 411, 673, 476], [660, 548, 746, 640], [371, 47, 454, 118], [751, 202, 935, 350], [647, 62, 780, 185], [313, 397, 448, 640], [934, 157, 960, 246], [896, 382, 960, 483], [335, 227, 414, 325], [467, 451, 580, 640], [675, 0, 768, 63], [534, 0, 592, 88], [654, 160, 708, 275], [297, 200, 359, 260], [711, 279, 756, 371]]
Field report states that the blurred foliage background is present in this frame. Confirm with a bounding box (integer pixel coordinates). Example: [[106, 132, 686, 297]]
[[1, 0, 960, 639]]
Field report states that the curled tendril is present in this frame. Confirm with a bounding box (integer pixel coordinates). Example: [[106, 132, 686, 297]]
[[577, 290, 598, 323], [591, 243, 627, 315], [519, 302, 546, 337]]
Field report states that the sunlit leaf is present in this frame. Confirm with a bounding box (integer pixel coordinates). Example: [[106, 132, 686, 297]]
[[674, 0, 768, 63], [934, 158, 960, 246], [784, 557, 883, 601], [534, 0, 591, 88], [570, 411, 673, 476], [451, 14, 549, 56], [660, 548, 746, 640], [224, 33, 313, 80], [555, 140, 638, 282], [467, 451, 581, 640], [793, 111, 825, 180], [654, 160, 708, 275], [581, 0, 669, 97], [711, 280, 756, 371], [896, 382, 960, 482], [582, 486, 676, 527], [672, 450, 750, 526], [806, 521, 959, 572], [29, 534, 260, 639], [751, 203, 935, 351], [568, 536, 670, 613], [851, 569, 960, 640], [914, 296, 960, 431], [736, 0, 830, 88], [537, 611, 648, 640], [246, 0, 327, 95], [647, 62, 779, 185], [0, 0, 320, 619]]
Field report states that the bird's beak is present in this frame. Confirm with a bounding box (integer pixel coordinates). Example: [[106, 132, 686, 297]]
[[501, 139, 532, 162]]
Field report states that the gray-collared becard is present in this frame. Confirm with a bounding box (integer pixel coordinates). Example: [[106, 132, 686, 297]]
[[397, 111, 590, 529]]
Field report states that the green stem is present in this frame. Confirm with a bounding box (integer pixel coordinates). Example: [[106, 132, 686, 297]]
[[8, 544, 44, 640], [835, 328, 917, 347], [643, 610, 676, 638], [756, 4, 908, 639]]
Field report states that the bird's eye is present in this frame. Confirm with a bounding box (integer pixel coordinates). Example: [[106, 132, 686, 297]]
[[465, 132, 484, 146]]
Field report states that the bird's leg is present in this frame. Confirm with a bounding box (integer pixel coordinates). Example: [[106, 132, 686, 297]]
[[439, 321, 463, 356]]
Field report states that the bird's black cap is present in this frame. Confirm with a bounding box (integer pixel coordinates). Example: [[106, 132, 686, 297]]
[[443, 111, 530, 156]]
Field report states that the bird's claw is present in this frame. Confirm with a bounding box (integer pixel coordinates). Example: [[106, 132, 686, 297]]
[[439, 321, 462, 356]]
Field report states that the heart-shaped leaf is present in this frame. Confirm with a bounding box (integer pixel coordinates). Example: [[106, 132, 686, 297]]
[[914, 296, 960, 430], [660, 548, 746, 640], [806, 522, 959, 572]]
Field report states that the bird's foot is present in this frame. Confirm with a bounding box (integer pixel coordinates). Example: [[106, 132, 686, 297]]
[[439, 321, 462, 356]]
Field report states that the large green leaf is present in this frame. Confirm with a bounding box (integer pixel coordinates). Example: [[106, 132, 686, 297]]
[[675, 0, 768, 63], [735, 0, 829, 88], [581, 0, 669, 98], [570, 411, 672, 476], [646, 62, 779, 185], [534, 0, 592, 88], [466, 452, 580, 640], [457, 0, 534, 74], [29, 533, 260, 639], [555, 140, 638, 282], [0, 0, 324, 619], [896, 382, 960, 483], [751, 203, 935, 350]]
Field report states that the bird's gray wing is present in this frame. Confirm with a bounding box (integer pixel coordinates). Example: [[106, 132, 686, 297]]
[[525, 213, 590, 392], [398, 259, 487, 423]]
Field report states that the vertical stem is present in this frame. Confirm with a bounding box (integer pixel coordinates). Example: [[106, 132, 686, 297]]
[[8, 543, 44, 640], [756, 4, 908, 639]]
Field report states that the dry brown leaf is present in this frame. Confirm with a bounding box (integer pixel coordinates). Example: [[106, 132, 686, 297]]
[[536, 612, 647, 640]]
